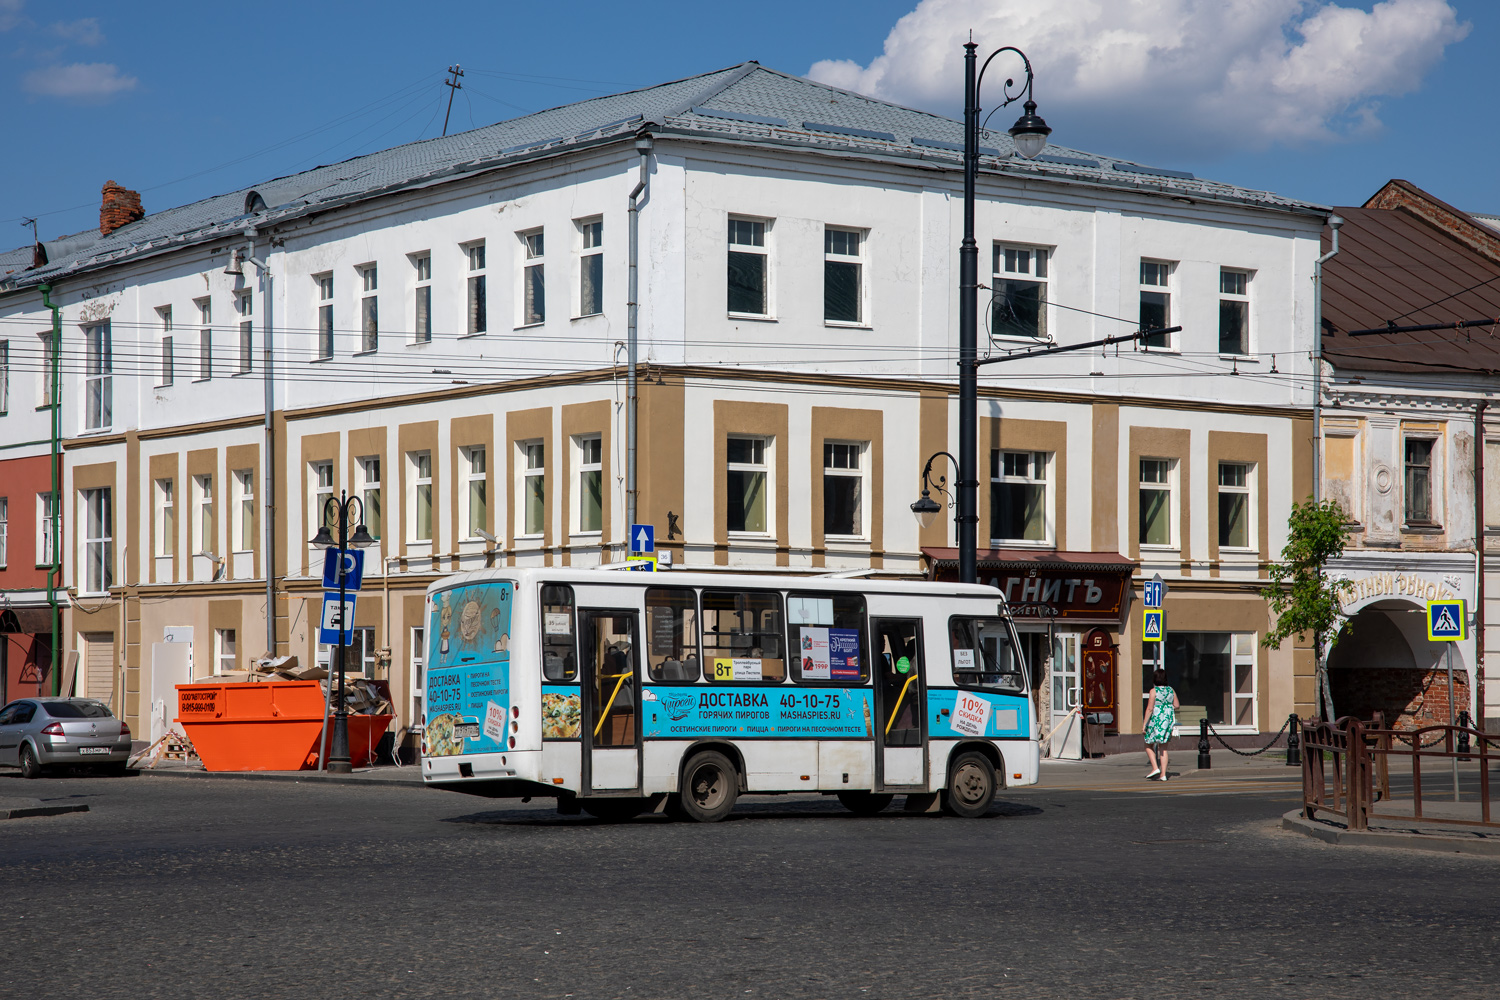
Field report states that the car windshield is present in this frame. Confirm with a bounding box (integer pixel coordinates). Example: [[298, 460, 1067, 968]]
[[43, 701, 113, 719]]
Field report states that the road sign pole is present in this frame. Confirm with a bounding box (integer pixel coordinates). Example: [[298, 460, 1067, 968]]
[[1447, 642, 1459, 801], [327, 493, 352, 774]]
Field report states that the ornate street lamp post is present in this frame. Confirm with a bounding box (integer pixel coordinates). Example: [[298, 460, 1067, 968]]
[[310, 492, 374, 773]]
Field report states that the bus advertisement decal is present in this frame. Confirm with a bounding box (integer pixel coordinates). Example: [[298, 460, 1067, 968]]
[[927, 690, 1029, 739], [542, 686, 582, 739], [641, 685, 875, 739], [423, 582, 514, 756]]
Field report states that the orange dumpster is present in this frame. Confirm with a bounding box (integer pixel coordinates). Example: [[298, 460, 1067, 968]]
[[176, 680, 393, 771]]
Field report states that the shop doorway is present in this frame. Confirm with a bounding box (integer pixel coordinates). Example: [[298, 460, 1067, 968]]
[[579, 609, 641, 793], [1050, 633, 1079, 732]]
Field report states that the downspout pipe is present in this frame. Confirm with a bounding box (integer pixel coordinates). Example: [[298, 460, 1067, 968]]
[[236, 229, 276, 659], [625, 134, 652, 549], [1477, 400, 1488, 729], [1311, 214, 1341, 722], [38, 284, 62, 694]]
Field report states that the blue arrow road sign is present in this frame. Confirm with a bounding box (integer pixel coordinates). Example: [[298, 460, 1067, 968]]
[[1427, 600, 1467, 641], [321, 548, 365, 592], [318, 592, 357, 645], [1144, 575, 1165, 610], [630, 524, 655, 554]]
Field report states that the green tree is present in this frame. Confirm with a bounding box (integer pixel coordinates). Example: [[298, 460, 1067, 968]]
[[1261, 496, 1352, 720]]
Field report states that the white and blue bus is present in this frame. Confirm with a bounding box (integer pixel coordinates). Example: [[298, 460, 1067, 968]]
[[419, 567, 1036, 821]]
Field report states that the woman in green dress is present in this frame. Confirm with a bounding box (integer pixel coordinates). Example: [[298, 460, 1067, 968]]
[[1142, 667, 1179, 781]]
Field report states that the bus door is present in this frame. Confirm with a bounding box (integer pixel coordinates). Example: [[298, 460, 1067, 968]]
[[872, 618, 926, 788], [579, 609, 642, 793]]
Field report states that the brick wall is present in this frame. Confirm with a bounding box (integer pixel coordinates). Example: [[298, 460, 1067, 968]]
[[1331, 666, 1471, 730], [99, 180, 143, 236]]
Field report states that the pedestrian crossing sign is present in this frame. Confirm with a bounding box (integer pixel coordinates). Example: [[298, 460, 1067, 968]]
[[1426, 599, 1467, 641], [1142, 609, 1163, 643]]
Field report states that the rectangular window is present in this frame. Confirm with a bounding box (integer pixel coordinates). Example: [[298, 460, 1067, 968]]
[[312, 461, 335, 534], [992, 245, 1049, 340], [521, 230, 545, 326], [949, 616, 1026, 693], [315, 273, 334, 359], [1140, 260, 1173, 349], [0, 497, 7, 567], [1139, 458, 1173, 546], [194, 475, 214, 555], [234, 470, 255, 552], [160, 336, 174, 387], [786, 592, 869, 684], [84, 321, 112, 429], [38, 331, 55, 407], [0, 341, 9, 414], [359, 264, 378, 353], [579, 218, 603, 317], [462, 445, 487, 539], [702, 589, 785, 683], [358, 456, 381, 541], [37, 492, 56, 567], [216, 628, 237, 675], [412, 253, 432, 343], [824, 227, 862, 324], [1219, 268, 1250, 356], [540, 584, 578, 683], [411, 625, 426, 717], [196, 298, 212, 381], [155, 479, 175, 557], [236, 291, 253, 374], [1405, 438, 1434, 524], [646, 587, 701, 682], [576, 435, 602, 533], [410, 452, 433, 542], [465, 243, 487, 335], [1152, 632, 1256, 729], [823, 441, 863, 537], [83, 487, 112, 594], [991, 450, 1049, 542], [317, 627, 377, 675], [728, 218, 768, 316], [521, 441, 545, 536], [1218, 462, 1252, 549], [727, 436, 768, 533]]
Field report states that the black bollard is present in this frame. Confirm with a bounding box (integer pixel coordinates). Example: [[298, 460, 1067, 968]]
[[1197, 717, 1211, 769], [1458, 710, 1472, 761], [1286, 713, 1301, 766]]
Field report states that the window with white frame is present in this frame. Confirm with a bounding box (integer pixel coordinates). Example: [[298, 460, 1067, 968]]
[[409, 452, 433, 542], [0, 340, 9, 414], [38, 331, 55, 407], [824, 228, 863, 324], [1404, 437, 1436, 525], [727, 436, 769, 534], [315, 273, 334, 359], [195, 298, 212, 380], [193, 474, 214, 556], [358, 456, 381, 542], [411, 625, 426, 721], [992, 245, 1049, 340], [1139, 458, 1175, 547], [82, 487, 112, 594], [521, 229, 545, 326], [358, 263, 378, 353], [520, 441, 545, 537], [578, 218, 603, 317], [1217, 462, 1253, 549], [234, 470, 255, 552], [575, 435, 602, 533], [0, 497, 7, 567], [157, 306, 173, 386], [461, 445, 487, 540], [318, 627, 377, 675], [155, 479, 175, 557], [216, 628, 237, 674], [412, 253, 432, 344], [37, 492, 56, 568], [84, 321, 112, 429], [1219, 269, 1250, 356], [991, 450, 1050, 543], [465, 242, 487, 335], [1151, 632, 1256, 729], [236, 290, 253, 373], [1139, 260, 1173, 349], [311, 461, 334, 535], [822, 441, 864, 537], [728, 218, 769, 316]]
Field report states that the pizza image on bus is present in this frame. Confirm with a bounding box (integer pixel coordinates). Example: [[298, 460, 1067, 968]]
[[423, 713, 464, 756], [541, 692, 581, 739]]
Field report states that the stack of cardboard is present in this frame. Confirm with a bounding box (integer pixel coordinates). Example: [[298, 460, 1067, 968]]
[[249, 655, 330, 681], [322, 677, 394, 716]]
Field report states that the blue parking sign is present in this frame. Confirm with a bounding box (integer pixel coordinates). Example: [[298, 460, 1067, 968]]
[[321, 548, 365, 592]]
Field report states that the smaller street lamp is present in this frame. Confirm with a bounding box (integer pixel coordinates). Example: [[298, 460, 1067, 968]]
[[911, 451, 960, 532], [313, 492, 374, 773]]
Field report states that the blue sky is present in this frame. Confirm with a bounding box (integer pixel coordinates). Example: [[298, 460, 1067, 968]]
[[2, 0, 1494, 244]]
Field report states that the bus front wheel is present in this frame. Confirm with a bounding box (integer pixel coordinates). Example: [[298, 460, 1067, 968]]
[[943, 752, 997, 818], [679, 751, 738, 823], [836, 791, 894, 816]]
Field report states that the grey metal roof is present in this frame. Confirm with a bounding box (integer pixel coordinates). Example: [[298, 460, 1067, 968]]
[[0, 62, 1325, 293]]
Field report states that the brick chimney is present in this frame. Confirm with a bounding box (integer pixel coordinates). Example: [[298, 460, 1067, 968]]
[[100, 180, 144, 236]]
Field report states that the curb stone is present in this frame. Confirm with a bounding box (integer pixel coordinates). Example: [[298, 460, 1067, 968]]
[[1281, 809, 1500, 857], [135, 767, 426, 789]]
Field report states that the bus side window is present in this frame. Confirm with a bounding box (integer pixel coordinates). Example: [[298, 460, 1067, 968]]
[[541, 584, 578, 682], [786, 593, 869, 684], [646, 587, 701, 683], [949, 616, 1025, 693], [702, 589, 785, 682]]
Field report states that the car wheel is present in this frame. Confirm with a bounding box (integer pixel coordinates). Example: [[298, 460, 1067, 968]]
[[580, 798, 647, 822], [19, 743, 44, 780], [943, 752, 997, 818], [679, 751, 738, 823], [836, 791, 894, 816]]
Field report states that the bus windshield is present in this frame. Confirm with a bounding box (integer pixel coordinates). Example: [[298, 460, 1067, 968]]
[[949, 617, 1026, 694]]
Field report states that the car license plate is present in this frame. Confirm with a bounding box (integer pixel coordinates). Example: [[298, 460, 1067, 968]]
[[79, 747, 110, 755]]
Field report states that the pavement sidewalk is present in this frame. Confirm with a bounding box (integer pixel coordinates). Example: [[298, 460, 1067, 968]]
[[134, 758, 426, 788]]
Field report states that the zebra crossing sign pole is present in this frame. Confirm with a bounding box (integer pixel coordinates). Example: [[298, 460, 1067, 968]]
[[1427, 599, 1467, 801]]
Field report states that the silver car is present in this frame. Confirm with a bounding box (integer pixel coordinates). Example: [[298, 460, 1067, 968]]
[[0, 698, 132, 778]]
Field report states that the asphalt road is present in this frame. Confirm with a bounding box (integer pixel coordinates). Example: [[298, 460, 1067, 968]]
[[1, 765, 1495, 1000]]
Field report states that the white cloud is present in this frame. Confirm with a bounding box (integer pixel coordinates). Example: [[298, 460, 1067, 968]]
[[52, 17, 102, 46], [23, 61, 137, 101], [0, 0, 25, 32], [808, 0, 1469, 157]]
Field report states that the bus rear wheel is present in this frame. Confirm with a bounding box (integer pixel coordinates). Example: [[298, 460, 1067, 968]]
[[580, 798, 647, 822], [943, 752, 997, 818], [679, 751, 738, 823], [836, 791, 894, 816]]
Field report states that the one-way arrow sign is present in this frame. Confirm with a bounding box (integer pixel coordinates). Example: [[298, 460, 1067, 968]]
[[630, 523, 654, 554]]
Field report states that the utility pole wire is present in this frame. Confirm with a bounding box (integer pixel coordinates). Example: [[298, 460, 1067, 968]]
[[441, 64, 464, 137]]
